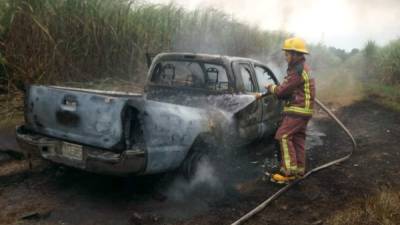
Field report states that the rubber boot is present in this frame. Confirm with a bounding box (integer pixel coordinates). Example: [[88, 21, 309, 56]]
[[270, 173, 296, 184], [295, 167, 305, 179]]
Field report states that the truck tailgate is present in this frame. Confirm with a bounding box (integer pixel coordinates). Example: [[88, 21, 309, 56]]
[[25, 85, 141, 150]]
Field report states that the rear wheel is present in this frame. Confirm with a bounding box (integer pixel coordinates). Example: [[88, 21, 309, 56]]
[[181, 150, 209, 179]]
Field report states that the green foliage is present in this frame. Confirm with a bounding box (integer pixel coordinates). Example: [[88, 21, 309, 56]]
[[355, 39, 400, 85], [364, 40, 378, 58], [309, 44, 342, 74], [0, 0, 398, 96], [378, 39, 400, 84], [362, 40, 380, 80], [0, 0, 288, 92]]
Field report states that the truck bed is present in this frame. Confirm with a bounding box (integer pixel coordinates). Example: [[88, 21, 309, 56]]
[[24, 85, 143, 151]]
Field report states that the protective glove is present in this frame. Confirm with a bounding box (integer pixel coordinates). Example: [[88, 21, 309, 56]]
[[254, 92, 263, 100], [254, 91, 269, 100], [266, 84, 277, 94]]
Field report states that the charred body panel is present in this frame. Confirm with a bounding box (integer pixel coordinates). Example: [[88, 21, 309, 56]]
[[16, 126, 146, 175], [25, 85, 136, 151], [142, 100, 211, 173], [145, 88, 270, 144], [16, 52, 283, 176], [17, 96, 216, 175]]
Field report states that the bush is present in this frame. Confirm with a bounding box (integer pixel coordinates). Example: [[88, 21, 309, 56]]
[[378, 39, 400, 84]]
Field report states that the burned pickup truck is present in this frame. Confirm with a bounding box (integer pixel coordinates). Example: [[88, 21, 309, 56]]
[[16, 53, 283, 176]]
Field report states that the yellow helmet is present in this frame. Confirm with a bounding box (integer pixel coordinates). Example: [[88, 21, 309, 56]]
[[282, 37, 309, 54]]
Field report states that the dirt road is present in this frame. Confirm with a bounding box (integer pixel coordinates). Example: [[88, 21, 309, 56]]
[[1, 99, 399, 225]]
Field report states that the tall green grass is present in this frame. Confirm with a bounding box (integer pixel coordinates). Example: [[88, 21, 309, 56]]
[[0, 0, 288, 93], [378, 39, 400, 84], [0, 0, 399, 109], [354, 39, 400, 85]]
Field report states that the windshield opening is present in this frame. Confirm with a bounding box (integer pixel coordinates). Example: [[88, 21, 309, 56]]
[[150, 61, 229, 91]]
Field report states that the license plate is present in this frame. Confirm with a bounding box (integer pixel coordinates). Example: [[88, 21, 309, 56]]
[[62, 142, 83, 160]]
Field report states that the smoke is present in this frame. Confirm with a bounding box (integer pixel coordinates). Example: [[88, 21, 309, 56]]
[[151, 104, 269, 219], [278, 0, 296, 32], [306, 45, 366, 106], [153, 0, 400, 50], [306, 120, 325, 148], [151, 156, 229, 220], [163, 157, 223, 202], [266, 61, 286, 81]]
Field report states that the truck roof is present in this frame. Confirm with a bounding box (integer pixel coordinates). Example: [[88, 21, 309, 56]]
[[154, 52, 265, 65]]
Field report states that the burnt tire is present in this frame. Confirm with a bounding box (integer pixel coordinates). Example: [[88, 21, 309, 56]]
[[181, 150, 209, 180]]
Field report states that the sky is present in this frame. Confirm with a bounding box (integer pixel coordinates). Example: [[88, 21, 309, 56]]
[[149, 0, 400, 51]]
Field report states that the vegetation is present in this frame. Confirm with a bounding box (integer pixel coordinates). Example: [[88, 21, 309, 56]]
[[326, 187, 400, 225], [0, 0, 399, 109], [364, 83, 400, 111], [357, 39, 400, 110], [307, 39, 400, 109], [0, 0, 288, 94]]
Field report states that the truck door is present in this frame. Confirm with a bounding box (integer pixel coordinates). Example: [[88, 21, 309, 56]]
[[233, 62, 263, 140], [253, 64, 283, 136]]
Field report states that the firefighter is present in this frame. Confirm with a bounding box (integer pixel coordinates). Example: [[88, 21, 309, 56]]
[[258, 37, 315, 184]]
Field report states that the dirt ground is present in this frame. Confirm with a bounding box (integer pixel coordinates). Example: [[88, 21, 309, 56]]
[[0, 99, 399, 225]]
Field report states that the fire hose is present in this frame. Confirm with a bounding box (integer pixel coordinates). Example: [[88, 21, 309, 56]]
[[230, 98, 357, 225]]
